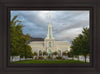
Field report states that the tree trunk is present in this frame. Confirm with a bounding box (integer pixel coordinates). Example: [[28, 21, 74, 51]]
[[84, 55, 87, 63]]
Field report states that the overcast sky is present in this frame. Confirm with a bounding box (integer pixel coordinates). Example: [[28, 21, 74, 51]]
[[11, 10, 89, 43]]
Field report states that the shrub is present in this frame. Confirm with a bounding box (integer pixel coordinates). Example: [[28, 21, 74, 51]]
[[62, 52, 67, 56], [56, 56, 62, 60], [43, 51, 47, 56], [33, 52, 37, 56], [39, 56, 44, 60], [47, 56, 52, 59]]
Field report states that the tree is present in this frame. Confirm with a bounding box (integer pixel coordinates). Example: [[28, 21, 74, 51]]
[[10, 15, 22, 56], [24, 44, 33, 58], [71, 34, 84, 61], [10, 15, 33, 58], [81, 28, 89, 62], [67, 50, 74, 60], [70, 27, 89, 63]]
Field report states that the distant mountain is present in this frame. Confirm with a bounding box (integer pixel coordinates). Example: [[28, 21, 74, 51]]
[[30, 37, 44, 41], [26, 37, 44, 44]]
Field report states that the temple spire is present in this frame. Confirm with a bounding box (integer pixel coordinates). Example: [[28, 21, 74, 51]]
[[45, 14, 54, 39], [49, 14, 51, 24]]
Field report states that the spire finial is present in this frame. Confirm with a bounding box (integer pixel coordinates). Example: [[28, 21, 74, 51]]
[[49, 14, 51, 24]]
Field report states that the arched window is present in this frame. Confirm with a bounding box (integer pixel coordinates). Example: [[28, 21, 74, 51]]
[[39, 50, 42, 56]]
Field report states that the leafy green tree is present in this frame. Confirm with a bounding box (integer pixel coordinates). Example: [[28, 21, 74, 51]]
[[71, 34, 83, 61], [67, 50, 74, 60], [81, 28, 89, 62], [10, 15, 33, 58], [70, 27, 89, 62], [10, 15, 22, 56], [25, 45, 33, 58]]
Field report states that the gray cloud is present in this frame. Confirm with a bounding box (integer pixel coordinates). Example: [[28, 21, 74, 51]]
[[11, 11, 89, 42]]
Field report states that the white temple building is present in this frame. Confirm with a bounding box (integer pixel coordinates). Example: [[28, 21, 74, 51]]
[[28, 15, 71, 56]]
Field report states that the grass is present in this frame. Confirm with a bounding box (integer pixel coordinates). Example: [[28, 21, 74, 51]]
[[12, 60, 89, 64]]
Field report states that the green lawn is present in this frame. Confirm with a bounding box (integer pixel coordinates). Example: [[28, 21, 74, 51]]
[[12, 60, 88, 64]]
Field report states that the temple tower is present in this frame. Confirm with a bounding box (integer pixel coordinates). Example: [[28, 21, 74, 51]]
[[44, 15, 55, 54], [45, 14, 54, 39]]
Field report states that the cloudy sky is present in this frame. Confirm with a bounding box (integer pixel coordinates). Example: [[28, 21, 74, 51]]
[[11, 10, 89, 43]]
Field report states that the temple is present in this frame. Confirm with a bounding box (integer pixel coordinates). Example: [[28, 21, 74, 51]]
[[28, 15, 71, 56]]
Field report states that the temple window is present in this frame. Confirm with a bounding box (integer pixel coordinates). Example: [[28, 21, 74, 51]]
[[49, 42, 51, 47]]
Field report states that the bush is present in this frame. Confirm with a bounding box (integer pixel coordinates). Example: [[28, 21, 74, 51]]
[[47, 56, 52, 59], [62, 52, 67, 56], [43, 51, 47, 56], [33, 52, 37, 56], [56, 56, 62, 60], [39, 56, 44, 60]]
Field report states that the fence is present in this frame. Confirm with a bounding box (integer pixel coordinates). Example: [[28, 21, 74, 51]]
[[10, 55, 90, 62]]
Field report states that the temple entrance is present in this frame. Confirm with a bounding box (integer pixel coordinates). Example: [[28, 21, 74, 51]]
[[47, 48, 52, 56]]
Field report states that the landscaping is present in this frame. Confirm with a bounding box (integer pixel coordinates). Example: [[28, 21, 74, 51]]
[[12, 60, 88, 64]]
